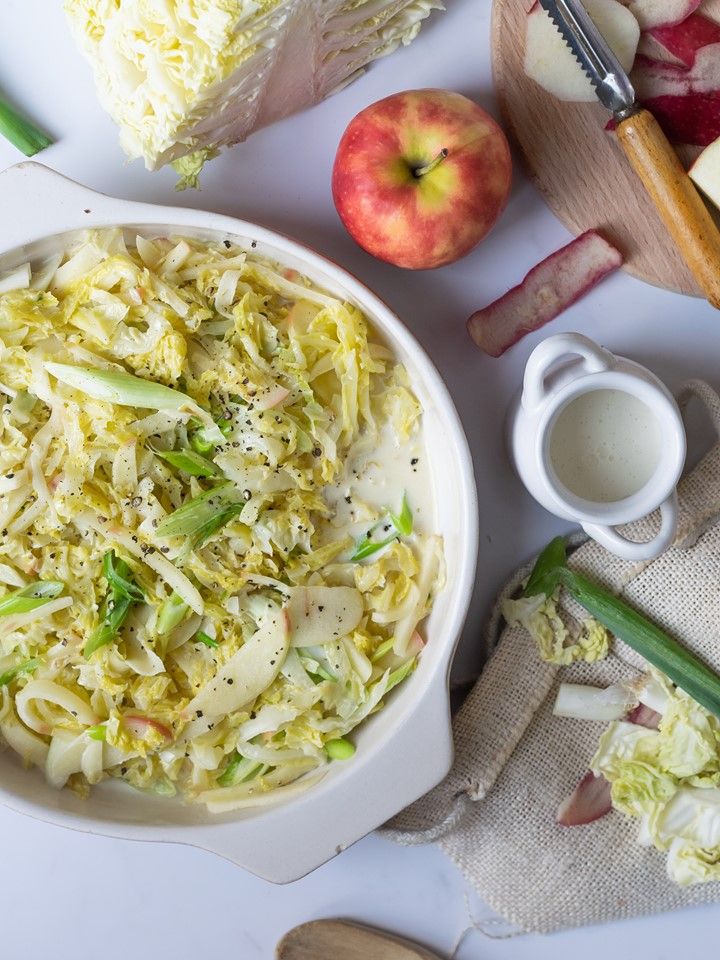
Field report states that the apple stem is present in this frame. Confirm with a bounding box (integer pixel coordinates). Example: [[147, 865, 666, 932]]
[[413, 148, 448, 178]]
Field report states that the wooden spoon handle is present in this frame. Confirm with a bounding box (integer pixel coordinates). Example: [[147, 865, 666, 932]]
[[616, 108, 720, 309]]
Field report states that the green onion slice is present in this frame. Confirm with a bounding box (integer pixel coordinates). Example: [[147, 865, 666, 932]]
[[0, 657, 41, 687], [389, 493, 413, 537], [0, 581, 64, 617], [156, 592, 189, 636], [85, 552, 144, 658], [87, 724, 107, 741], [103, 551, 144, 602], [196, 630, 219, 649], [0, 98, 52, 157], [44, 363, 223, 443], [154, 448, 221, 478], [351, 492, 413, 562], [155, 483, 243, 540]]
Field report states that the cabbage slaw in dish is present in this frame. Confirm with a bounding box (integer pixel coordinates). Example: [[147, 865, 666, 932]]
[[0, 230, 443, 812]]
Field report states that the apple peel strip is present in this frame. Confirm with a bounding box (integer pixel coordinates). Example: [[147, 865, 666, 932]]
[[466, 231, 623, 358]]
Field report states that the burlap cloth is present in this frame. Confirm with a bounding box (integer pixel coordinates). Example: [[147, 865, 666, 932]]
[[384, 379, 720, 934]]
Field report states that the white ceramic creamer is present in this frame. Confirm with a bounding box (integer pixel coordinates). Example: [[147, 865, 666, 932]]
[[509, 333, 686, 561]]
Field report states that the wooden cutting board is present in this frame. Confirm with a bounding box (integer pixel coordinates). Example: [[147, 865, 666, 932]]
[[491, 0, 702, 297]]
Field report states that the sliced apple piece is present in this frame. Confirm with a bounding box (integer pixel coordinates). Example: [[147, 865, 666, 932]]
[[625, 0, 702, 28], [689, 135, 720, 208], [646, 12, 720, 65], [557, 771, 613, 826], [467, 231, 623, 358], [183, 612, 290, 720], [637, 32, 688, 64], [524, 0, 640, 102], [0, 717, 49, 768], [701, 0, 720, 24], [46, 730, 88, 789], [631, 46, 720, 97], [123, 714, 173, 741], [287, 586, 364, 648], [253, 384, 290, 411]]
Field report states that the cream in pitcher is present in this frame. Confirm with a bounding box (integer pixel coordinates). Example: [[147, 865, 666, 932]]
[[508, 333, 686, 561], [549, 388, 662, 503]]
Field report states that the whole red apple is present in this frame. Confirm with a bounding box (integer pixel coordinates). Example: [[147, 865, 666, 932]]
[[332, 89, 512, 270]]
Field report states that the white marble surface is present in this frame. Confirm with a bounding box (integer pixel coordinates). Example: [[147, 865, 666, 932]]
[[1, 0, 720, 955]]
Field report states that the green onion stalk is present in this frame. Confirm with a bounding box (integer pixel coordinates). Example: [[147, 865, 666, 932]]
[[525, 537, 720, 719], [0, 98, 52, 156]]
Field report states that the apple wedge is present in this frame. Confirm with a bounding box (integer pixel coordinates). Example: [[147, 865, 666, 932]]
[[556, 771, 613, 826], [701, 0, 720, 24], [624, 0, 702, 28], [524, 0, 640, 102], [467, 231, 623, 358], [645, 12, 720, 65], [183, 611, 290, 720], [689, 135, 720, 210], [286, 586, 364, 648], [631, 47, 720, 96], [637, 33, 688, 64], [625, 50, 720, 144]]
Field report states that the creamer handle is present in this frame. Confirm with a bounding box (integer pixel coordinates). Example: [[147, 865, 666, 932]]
[[583, 491, 678, 561], [522, 332, 615, 411]]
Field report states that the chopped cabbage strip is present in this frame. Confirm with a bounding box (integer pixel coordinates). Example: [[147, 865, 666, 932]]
[[503, 587, 611, 664], [577, 670, 720, 886], [0, 230, 441, 809]]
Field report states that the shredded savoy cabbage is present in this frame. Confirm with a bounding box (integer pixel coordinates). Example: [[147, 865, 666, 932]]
[[0, 229, 443, 811], [502, 587, 611, 665]]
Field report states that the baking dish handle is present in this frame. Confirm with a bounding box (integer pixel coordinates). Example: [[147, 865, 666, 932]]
[[0, 162, 116, 250]]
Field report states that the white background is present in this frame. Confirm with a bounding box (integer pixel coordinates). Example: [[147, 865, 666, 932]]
[[1, 0, 719, 956]]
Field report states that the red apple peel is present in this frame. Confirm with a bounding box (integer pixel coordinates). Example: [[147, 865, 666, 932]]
[[467, 231, 623, 358]]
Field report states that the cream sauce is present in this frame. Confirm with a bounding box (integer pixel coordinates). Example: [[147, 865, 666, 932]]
[[323, 423, 434, 544], [549, 389, 661, 503]]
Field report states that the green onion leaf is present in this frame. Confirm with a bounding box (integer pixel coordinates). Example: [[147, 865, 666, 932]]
[[386, 657, 417, 693], [0, 581, 64, 617], [370, 637, 395, 663], [103, 551, 144, 602], [216, 417, 233, 437], [44, 363, 223, 442], [156, 592, 189, 636], [196, 630, 219, 649], [389, 493, 413, 538], [524, 536, 567, 599], [0, 657, 41, 687], [351, 493, 413, 562], [154, 448, 221, 478], [87, 724, 107, 741], [189, 505, 243, 550], [85, 595, 134, 658], [217, 754, 267, 787], [85, 552, 144, 658], [524, 537, 720, 719], [0, 98, 52, 157], [189, 431, 215, 455], [155, 483, 243, 539], [350, 533, 397, 562]]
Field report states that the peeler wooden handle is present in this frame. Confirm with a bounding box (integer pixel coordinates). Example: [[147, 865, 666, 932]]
[[616, 108, 720, 309]]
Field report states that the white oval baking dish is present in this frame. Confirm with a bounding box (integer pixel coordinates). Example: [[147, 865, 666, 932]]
[[0, 162, 478, 882]]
